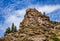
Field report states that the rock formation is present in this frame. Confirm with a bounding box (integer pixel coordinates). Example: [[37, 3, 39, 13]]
[[3, 8, 60, 41], [20, 8, 54, 28]]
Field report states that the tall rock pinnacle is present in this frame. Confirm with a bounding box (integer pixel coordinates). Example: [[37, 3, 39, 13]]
[[20, 8, 53, 28]]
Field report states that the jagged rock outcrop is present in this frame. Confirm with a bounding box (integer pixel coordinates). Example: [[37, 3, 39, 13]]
[[20, 8, 53, 28], [3, 8, 60, 41]]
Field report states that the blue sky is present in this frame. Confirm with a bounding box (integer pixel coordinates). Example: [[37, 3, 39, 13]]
[[0, 0, 60, 37]]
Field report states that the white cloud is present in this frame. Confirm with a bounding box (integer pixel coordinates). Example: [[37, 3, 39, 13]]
[[5, 15, 22, 29], [4, 8, 26, 29], [37, 5, 60, 13], [14, 9, 26, 17], [28, 5, 60, 13]]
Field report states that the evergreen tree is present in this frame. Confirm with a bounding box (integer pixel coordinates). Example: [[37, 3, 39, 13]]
[[4, 23, 17, 36], [4, 27, 11, 36], [14, 26, 17, 32], [11, 23, 15, 32], [43, 12, 45, 15]]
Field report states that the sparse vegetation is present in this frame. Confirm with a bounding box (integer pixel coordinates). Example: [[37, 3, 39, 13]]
[[51, 21, 58, 24], [51, 36, 60, 41]]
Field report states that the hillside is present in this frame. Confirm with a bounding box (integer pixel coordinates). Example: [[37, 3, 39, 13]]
[[2, 8, 60, 41]]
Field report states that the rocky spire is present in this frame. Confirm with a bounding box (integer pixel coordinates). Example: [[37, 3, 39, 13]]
[[20, 8, 52, 28]]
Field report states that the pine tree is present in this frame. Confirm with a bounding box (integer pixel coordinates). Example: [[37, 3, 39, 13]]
[[43, 12, 45, 15], [4, 27, 11, 36], [14, 26, 17, 32], [4, 23, 17, 36], [11, 23, 15, 32]]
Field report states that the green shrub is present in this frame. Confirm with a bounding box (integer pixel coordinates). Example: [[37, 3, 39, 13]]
[[51, 36, 60, 41]]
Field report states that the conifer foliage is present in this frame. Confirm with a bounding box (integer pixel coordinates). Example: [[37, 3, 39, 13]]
[[4, 23, 17, 36]]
